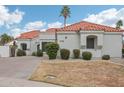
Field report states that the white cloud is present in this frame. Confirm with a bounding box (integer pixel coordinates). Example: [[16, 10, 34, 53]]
[[0, 6, 24, 28], [40, 28, 47, 31], [66, 24, 71, 26], [10, 28, 22, 37], [24, 21, 46, 30], [11, 21, 66, 37], [83, 8, 124, 28], [10, 21, 46, 37], [48, 21, 62, 28]]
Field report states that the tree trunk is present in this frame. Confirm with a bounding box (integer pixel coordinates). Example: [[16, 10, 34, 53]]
[[11, 47, 15, 57], [55, 30, 57, 43], [64, 17, 66, 27]]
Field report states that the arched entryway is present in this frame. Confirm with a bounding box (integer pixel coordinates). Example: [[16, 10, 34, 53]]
[[86, 35, 97, 49]]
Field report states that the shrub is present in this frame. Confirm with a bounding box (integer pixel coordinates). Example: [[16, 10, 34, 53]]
[[82, 51, 92, 60], [36, 50, 43, 57], [32, 52, 37, 56], [102, 55, 110, 60], [73, 49, 80, 59], [122, 48, 124, 54], [45, 43, 59, 59], [16, 49, 26, 56], [60, 49, 70, 60]]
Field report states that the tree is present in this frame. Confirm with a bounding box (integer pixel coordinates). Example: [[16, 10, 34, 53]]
[[45, 43, 59, 59], [116, 20, 123, 29], [0, 33, 14, 45], [60, 6, 71, 27]]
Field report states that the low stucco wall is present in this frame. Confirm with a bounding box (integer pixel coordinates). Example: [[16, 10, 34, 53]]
[[0, 46, 10, 57]]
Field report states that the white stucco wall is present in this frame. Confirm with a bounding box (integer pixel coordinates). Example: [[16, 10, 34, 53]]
[[0, 46, 10, 57], [16, 39, 32, 55], [39, 33, 56, 50], [17, 38, 41, 55], [30, 37, 39, 53], [80, 31, 104, 47], [57, 32, 80, 56], [80, 31, 104, 57], [16, 33, 56, 55], [16, 31, 123, 58], [57, 31, 123, 58], [102, 32, 123, 58]]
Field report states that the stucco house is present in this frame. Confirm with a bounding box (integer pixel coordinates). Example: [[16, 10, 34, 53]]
[[16, 21, 124, 58]]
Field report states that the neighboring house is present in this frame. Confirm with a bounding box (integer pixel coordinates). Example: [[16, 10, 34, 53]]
[[16, 21, 124, 58]]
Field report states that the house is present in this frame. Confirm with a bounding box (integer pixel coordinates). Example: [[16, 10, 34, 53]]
[[16, 21, 124, 58]]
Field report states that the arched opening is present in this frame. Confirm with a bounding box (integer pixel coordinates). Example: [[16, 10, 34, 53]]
[[86, 35, 97, 49]]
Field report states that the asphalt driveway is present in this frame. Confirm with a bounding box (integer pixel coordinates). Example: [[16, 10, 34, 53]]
[[0, 56, 41, 79], [0, 56, 59, 87]]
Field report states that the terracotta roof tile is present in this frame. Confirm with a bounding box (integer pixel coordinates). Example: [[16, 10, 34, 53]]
[[54, 21, 123, 32], [17, 21, 123, 40], [46, 28, 60, 33], [17, 30, 40, 39]]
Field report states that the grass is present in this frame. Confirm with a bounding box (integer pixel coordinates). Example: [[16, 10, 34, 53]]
[[29, 60, 124, 87]]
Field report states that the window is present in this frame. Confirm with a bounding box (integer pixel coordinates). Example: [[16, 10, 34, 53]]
[[87, 38, 95, 49], [21, 43, 27, 50], [86, 35, 97, 49]]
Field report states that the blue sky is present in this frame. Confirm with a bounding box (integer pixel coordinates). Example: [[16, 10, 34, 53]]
[[0, 5, 124, 37]]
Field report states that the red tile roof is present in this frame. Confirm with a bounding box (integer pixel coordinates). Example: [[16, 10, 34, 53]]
[[17, 30, 40, 39], [17, 21, 123, 39], [46, 28, 60, 33], [49, 21, 124, 32]]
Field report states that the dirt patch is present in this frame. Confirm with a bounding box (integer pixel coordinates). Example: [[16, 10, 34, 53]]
[[29, 60, 124, 87]]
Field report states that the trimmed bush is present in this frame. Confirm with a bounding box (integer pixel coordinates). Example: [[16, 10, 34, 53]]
[[32, 52, 37, 56], [37, 50, 43, 57], [73, 49, 80, 59], [60, 49, 70, 60], [45, 43, 59, 59], [102, 55, 110, 60], [82, 51, 92, 60], [122, 48, 124, 54], [16, 49, 26, 56]]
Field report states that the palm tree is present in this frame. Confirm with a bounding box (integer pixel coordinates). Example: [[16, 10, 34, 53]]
[[0, 33, 14, 45], [116, 20, 123, 29], [60, 6, 71, 27]]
